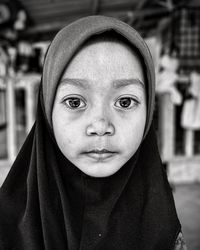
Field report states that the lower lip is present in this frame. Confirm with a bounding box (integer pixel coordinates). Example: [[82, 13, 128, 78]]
[[84, 152, 117, 161]]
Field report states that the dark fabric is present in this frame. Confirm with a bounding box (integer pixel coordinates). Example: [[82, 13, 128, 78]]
[[0, 15, 181, 250]]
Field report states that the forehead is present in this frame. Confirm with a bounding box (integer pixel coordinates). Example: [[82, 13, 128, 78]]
[[74, 33, 142, 66], [60, 35, 145, 85]]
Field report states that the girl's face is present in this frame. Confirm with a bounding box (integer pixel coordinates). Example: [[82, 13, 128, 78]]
[[52, 40, 146, 177]]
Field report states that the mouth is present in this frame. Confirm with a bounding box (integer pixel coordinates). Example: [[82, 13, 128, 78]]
[[81, 149, 118, 161]]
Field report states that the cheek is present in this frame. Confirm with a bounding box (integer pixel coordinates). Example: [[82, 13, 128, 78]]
[[52, 108, 83, 155], [118, 112, 146, 151], [54, 122, 74, 151]]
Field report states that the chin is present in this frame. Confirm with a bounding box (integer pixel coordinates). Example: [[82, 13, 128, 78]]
[[79, 164, 122, 178]]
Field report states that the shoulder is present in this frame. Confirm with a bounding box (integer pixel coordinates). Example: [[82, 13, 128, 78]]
[[174, 232, 187, 250]]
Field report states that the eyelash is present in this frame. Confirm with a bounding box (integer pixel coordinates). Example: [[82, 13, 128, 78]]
[[62, 95, 140, 110], [114, 95, 140, 109], [62, 95, 87, 110]]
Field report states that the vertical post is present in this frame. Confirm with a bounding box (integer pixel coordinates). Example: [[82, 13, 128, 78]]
[[6, 77, 17, 163], [26, 82, 35, 133], [160, 93, 175, 161], [185, 130, 194, 157]]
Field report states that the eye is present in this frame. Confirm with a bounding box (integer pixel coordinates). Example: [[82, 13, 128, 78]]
[[63, 96, 86, 109], [115, 96, 139, 109]]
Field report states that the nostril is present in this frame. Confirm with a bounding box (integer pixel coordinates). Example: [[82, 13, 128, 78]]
[[105, 130, 112, 135], [88, 130, 109, 136], [86, 120, 115, 136], [90, 131, 98, 135]]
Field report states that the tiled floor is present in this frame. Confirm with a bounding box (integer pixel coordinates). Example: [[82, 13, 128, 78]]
[[0, 163, 200, 249]]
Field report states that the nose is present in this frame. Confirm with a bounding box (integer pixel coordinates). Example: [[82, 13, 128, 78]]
[[86, 118, 115, 136]]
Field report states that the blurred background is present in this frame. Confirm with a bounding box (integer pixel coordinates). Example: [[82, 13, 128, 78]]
[[0, 0, 200, 249]]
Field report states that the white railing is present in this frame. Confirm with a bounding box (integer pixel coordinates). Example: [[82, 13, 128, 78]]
[[159, 76, 200, 183], [0, 74, 40, 164]]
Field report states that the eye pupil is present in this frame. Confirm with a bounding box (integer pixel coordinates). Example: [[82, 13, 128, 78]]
[[69, 98, 80, 108], [119, 98, 131, 107]]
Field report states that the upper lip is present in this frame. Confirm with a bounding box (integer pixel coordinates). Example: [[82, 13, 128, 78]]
[[83, 149, 116, 154]]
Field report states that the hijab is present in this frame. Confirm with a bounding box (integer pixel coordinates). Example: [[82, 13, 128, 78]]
[[0, 16, 181, 250]]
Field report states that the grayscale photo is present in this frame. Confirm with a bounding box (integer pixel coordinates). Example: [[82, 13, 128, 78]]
[[0, 0, 199, 249]]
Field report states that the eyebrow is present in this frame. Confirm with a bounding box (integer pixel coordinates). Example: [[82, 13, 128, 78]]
[[60, 78, 90, 89], [60, 78, 144, 89], [112, 79, 144, 89]]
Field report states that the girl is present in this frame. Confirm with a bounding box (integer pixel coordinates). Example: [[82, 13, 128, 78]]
[[0, 16, 186, 249]]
